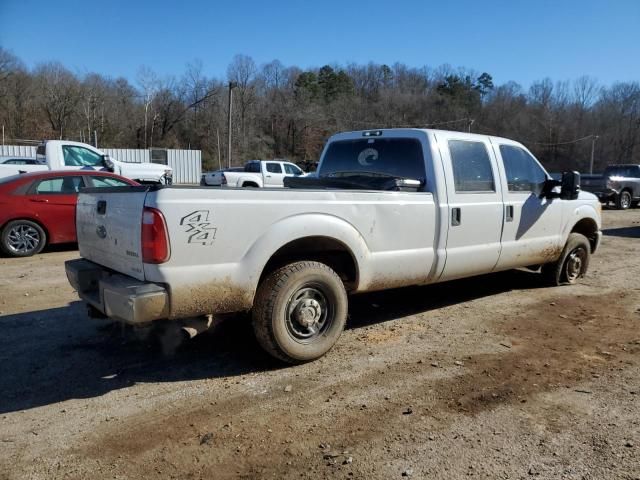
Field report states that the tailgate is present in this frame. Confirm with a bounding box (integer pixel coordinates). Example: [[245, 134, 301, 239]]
[[76, 186, 150, 280]]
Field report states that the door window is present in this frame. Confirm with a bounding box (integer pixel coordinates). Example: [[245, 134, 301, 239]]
[[500, 145, 547, 195], [35, 176, 84, 194], [448, 140, 495, 192], [266, 163, 283, 174], [62, 146, 104, 167], [284, 163, 302, 175], [89, 176, 132, 187]]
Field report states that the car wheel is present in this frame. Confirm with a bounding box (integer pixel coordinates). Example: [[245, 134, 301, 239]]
[[616, 190, 632, 210], [1, 220, 47, 257], [252, 261, 348, 363], [541, 233, 590, 286]]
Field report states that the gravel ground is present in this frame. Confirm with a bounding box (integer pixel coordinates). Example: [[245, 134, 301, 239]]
[[0, 209, 638, 480]]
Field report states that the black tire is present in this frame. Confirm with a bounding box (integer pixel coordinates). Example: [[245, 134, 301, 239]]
[[541, 233, 590, 286], [616, 190, 632, 210], [252, 261, 348, 364], [242, 182, 259, 188], [0, 219, 47, 257]]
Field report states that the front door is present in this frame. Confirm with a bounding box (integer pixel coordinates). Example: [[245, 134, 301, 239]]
[[491, 141, 563, 270], [435, 133, 505, 281]]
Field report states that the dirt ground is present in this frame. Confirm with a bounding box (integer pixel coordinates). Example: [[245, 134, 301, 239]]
[[0, 209, 639, 480]]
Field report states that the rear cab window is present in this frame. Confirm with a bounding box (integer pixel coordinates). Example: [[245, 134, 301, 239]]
[[448, 140, 495, 192], [318, 137, 426, 184], [266, 163, 282, 174]]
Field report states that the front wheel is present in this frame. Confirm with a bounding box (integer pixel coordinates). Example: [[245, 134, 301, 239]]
[[1, 220, 47, 257], [252, 261, 348, 363], [541, 233, 590, 286]]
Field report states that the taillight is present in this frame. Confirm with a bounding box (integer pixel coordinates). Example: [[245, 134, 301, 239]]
[[142, 207, 170, 263], [221, 173, 227, 185]]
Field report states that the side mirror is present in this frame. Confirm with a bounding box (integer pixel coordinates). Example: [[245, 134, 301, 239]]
[[101, 155, 115, 172], [560, 171, 580, 200]]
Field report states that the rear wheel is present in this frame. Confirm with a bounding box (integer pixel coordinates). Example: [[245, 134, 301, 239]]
[[616, 190, 632, 210], [541, 233, 590, 286], [252, 261, 348, 363], [1, 220, 47, 257]]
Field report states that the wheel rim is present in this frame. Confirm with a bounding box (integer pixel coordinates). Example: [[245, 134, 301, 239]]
[[285, 284, 333, 343], [565, 247, 587, 282], [621, 193, 631, 208], [6, 224, 41, 254]]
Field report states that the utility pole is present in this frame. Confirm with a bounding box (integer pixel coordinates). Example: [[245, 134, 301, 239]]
[[216, 128, 222, 170], [227, 82, 237, 168], [589, 134, 599, 174]]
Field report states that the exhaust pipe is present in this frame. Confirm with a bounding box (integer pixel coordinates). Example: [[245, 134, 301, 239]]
[[181, 314, 215, 339]]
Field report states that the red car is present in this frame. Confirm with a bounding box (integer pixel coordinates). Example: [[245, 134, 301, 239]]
[[0, 170, 139, 257]]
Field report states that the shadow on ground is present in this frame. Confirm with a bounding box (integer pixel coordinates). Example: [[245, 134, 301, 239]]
[[602, 226, 640, 238], [0, 269, 546, 414]]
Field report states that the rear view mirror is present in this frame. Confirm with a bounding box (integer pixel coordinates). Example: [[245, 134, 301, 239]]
[[560, 171, 580, 200]]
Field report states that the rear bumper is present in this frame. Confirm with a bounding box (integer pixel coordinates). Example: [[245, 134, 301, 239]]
[[65, 258, 169, 324]]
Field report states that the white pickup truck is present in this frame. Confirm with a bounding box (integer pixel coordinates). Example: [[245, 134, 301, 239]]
[[0, 140, 173, 184], [201, 160, 305, 187], [66, 128, 602, 363]]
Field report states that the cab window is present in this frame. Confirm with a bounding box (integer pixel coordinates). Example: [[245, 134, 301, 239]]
[[448, 140, 495, 192], [266, 163, 282, 174], [34, 176, 85, 194], [62, 146, 104, 167], [284, 163, 302, 175], [500, 145, 547, 195]]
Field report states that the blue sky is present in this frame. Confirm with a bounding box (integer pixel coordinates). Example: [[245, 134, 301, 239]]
[[1, 0, 638, 87]]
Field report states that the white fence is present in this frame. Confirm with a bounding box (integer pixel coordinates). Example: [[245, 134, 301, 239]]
[[0, 146, 202, 184]]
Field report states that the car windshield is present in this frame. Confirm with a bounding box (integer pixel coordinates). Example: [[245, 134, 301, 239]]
[[318, 137, 426, 181]]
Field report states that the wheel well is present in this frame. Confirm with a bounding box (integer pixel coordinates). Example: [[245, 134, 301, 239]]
[[259, 236, 358, 291], [242, 181, 259, 188], [571, 218, 598, 253]]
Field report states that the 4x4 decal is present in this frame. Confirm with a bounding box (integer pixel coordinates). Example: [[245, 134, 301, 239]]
[[180, 210, 217, 245]]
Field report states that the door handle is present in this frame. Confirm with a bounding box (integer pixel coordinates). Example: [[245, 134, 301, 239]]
[[266, 175, 272, 178], [505, 205, 514, 222], [451, 207, 461, 226], [30, 198, 49, 203]]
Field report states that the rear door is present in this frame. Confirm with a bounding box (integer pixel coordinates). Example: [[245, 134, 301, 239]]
[[263, 162, 285, 186], [75, 187, 148, 279], [25, 175, 86, 242], [435, 132, 505, 281]]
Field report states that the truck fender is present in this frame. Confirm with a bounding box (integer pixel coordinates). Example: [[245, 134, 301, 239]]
[[237, 213, 371, 293], [561, 204, 601, 250]]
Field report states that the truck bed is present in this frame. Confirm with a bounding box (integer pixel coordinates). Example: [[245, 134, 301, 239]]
[[75, 185, 441, 318]]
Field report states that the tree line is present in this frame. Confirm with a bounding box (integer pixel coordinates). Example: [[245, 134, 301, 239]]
[[1, 47, 639, 173]]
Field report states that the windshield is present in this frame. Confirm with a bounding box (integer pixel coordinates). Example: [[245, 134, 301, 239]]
[[319, 137, 426, 181]]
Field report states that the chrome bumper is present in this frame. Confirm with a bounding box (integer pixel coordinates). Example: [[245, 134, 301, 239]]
[[65, 258, 169, 324]]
